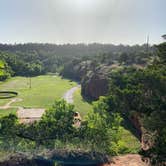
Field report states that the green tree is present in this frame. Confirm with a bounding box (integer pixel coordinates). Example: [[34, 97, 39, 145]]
[[0, 60, 11, 81], [80, 97, 128, 155]]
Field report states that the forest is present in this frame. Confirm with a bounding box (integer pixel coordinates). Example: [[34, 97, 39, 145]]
[[0, 43, 152, 78]]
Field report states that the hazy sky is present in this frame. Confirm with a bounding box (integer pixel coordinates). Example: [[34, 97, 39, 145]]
[[0, 0, 165, 45]]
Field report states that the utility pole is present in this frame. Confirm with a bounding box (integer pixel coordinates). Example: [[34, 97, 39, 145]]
[[29, 77, 31, 89], [146, 34, 149, 54], [27, 76, 32, 89]]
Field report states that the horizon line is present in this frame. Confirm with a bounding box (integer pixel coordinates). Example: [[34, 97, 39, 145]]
[[0, 41, 160, 47]]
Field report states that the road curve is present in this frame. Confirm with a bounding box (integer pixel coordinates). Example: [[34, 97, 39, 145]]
[[63, 85, 80, 103]]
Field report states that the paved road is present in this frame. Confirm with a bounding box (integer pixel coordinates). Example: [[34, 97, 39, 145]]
[[63, 85, 80, 103]]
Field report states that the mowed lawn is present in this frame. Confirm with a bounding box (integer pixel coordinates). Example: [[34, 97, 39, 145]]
[[0, 108, 17, 117], [73, 88, 92, 117], [0, 75, 77, 109], [0, 75, 92, 116]]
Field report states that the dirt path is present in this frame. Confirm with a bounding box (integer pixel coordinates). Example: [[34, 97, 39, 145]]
[[102, 154, 150, 166], [63, 85, 80, 103], [0, 98, 22, 109]]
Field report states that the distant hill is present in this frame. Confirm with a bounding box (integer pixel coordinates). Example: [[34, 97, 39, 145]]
[[0, 43, 151, 58]]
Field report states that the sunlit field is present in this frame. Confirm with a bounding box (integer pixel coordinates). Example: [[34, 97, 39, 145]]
[[0, 75, 77, 109]]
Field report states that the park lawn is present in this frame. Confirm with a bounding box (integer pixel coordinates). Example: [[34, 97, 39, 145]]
[[0, 99, 11, 106], [0, 75, 77, 109], [73, 88, 92, 118], [0, 108, 17, 117]]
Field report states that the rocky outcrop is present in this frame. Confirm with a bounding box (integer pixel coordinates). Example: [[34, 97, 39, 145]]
[[47, 149, 109, 165], [0, 153, 54, 166], [0, 153, 35, 166], [129, 113, 142, 138], [0, 152, 150, 166], [0, 151, 109, 166], [129, 113, 154, 151], [62, 59, 111, 100], [82, 73, 109, 100]]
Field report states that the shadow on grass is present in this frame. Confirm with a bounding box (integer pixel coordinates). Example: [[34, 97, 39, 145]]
[[121, 115, 141, 141]]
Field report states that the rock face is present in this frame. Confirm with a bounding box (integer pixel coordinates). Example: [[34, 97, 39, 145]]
[[0, 153, 150, 166], [47, 150, 109, 165], [0, 151, 109, 166], [61, 59, 111, 100], [82, 73, 109, 100], [0, 153, 54, 166], [129, 113, 154, 151], [129, 113, 142, 138], [0, 153, 36, 166]]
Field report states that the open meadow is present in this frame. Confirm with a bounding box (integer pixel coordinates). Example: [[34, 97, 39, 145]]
[[0, 75, 77, 108], [0, 75, 92, 117]]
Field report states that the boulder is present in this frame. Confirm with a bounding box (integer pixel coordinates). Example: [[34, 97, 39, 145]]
[[0, 153, 37, 166], [0, 153, 54, 166], [47, 149, 109, 165]]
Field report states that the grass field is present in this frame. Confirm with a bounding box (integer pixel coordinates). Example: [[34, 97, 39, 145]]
[[0, 98, 11, 106], [73, 88, 92, 117], [121, 127, 141, 153], [0, 75, 77, 109], [0, 75, 140, 151], [0, 108, 17, 117], [0, 75, 92, 118]]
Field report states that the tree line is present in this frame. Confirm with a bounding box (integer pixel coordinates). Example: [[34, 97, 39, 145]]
[[0, 43, 153, 81]]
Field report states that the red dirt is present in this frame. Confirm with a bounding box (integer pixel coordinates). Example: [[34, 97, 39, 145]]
[[101, 154, 150, 166]]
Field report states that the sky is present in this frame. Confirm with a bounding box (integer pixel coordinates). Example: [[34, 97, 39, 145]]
[[0, 0, 165, 45]]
